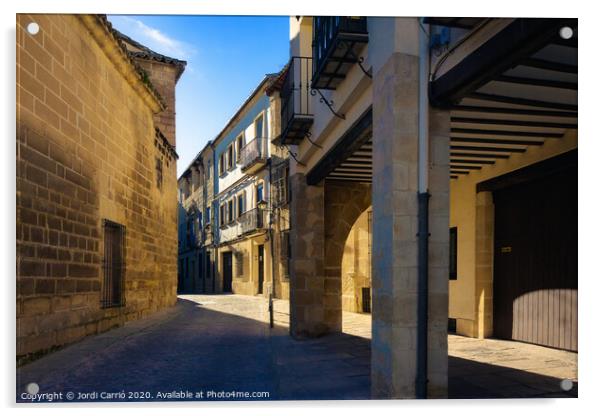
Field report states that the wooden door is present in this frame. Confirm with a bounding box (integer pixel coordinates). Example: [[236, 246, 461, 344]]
[[493, 164, 577, 351], [222, 252, 233, 293], [257, 245, 264, 294]]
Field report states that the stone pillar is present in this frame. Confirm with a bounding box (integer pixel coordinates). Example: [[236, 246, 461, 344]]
[[371, 23, 449, 398], [475, 191, 494, 338], [289, 173, 327, 337], [427, 107, 450, 397]]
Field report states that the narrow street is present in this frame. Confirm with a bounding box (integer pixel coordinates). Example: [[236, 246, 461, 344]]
[[17, 295, 370, 402], [17, 294, 576, 402]]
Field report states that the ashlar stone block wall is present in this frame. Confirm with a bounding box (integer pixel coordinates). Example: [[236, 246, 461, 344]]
[[371, 48, 449, 398], [16, 14, 178, 363]]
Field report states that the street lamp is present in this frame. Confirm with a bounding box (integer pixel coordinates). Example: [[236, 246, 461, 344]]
[[257, 199, 268, 211]]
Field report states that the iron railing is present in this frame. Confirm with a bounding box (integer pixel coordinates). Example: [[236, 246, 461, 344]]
[[238, 208, 267, 235], [239, 137, 267, 171], [312, 16, 368, 89], [281, 56, 313, 137]]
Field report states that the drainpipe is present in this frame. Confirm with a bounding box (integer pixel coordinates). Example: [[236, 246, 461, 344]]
[[416, 18, 430, 400], [210, 142, 217, 293], [267, 157, 276, 328]]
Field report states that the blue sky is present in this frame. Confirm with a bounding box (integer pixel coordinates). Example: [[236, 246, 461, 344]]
[[108, 15, 290, 177]]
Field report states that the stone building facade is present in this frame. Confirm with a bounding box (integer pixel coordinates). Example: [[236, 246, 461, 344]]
[[177, 143, 214, 293], [16, 14, 185, 363], [279, 16, 576, 399], [177, 75, 291, 299]]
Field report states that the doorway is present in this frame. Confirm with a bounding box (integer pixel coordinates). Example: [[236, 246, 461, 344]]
[[257, 244, 264, 294], [222, 252, 233, 293], [492, 154, 577, 351]]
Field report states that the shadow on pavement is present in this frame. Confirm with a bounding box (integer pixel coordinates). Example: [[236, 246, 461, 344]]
[[16, 297, 577, 402]]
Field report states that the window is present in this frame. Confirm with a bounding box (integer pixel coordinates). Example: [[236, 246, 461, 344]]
[[219, 153, 226, 175], [155, 157, 163, 189], [236, 134, 245, 162], [101, 220, 125, 308], [273, 165, 289, 206], [227, 144, 234, 170], [237, 193, 245, 217], [255, 114, 264, 139], [450, 227, 458, 280], [205, 207, 211, 226], [220, 204, 226, 226], [256, 182, 264, 206], [228, 199, 234, 223], [206, 159, 212, 179]]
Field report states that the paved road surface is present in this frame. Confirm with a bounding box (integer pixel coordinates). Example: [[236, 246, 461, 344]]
[[17, 294, 577, 402]]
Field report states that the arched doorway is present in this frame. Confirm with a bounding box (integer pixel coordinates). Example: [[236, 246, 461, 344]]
[[323, 181, 372, 331], [341, 207, 372, 314]]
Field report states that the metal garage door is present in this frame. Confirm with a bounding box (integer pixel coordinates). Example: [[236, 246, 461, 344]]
[[492, 153, 577, 351]]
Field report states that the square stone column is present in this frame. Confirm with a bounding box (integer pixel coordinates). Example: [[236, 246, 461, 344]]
[[475, 191, 494, 338], [427, 107, 450, 397], [371, 48, 449, 398], [289, 173, 327, 337]]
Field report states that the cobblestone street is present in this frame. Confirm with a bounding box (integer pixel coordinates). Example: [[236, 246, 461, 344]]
[[17, 294, 577, 402], [17, 295, 370, 402]]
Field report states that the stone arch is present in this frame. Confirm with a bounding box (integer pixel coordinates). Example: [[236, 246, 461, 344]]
[[341, 207, 372, 313], [323, 180, 372, 331]]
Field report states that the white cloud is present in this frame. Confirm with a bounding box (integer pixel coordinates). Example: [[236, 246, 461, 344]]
[[109, 16, 196, 60]]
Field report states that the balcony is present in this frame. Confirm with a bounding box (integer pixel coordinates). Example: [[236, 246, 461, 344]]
[[237, 208, 267, 236], [312, 16, 369, 90], [240, 137, 267, 174], [279, 56, 314, 145]]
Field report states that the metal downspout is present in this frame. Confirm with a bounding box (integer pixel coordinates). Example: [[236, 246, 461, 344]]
[[416, 18, 431, 399], [268, 157, 276, 328]]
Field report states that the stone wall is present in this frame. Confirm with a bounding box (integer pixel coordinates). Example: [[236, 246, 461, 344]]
[[324, 181, 371, 329], [288, 174, 326, 337], [16, 14, 178, 363], [135, 59, 179, 147], [371, 46, 449, 398]]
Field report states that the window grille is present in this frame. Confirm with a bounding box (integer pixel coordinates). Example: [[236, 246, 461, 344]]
[[101, 220, 125, 308], [155, 157, 163, 189], [272, 163, 289, 206]]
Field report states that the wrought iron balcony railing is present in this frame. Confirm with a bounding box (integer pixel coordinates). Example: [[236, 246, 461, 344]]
[[312, 16, 369, 90], [240, 137, 267, 174], [237, 208, 267, 235], [279, 56, 314, 145]]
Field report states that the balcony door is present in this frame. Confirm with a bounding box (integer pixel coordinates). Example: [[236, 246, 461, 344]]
[[255, 114, 263, 139]]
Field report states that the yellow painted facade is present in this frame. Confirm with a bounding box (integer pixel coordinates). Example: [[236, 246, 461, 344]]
[[217, 233, 273, 296], [449, 130, 578, 338]]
